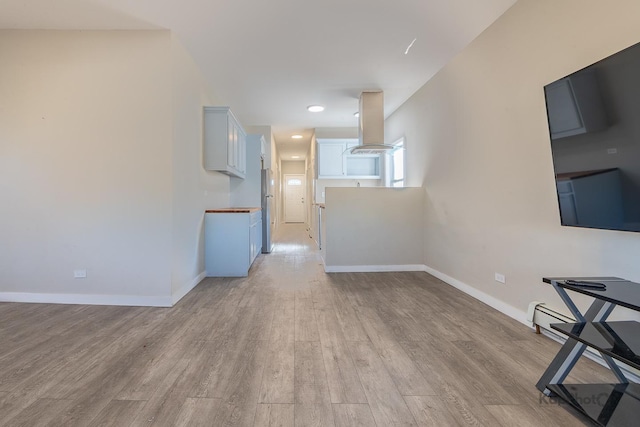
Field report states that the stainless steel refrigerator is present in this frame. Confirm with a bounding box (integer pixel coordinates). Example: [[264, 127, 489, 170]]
[[261, 169, 274, 253]]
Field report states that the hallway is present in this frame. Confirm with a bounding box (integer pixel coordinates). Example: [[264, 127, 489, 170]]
[[0, 224, 605, 426]]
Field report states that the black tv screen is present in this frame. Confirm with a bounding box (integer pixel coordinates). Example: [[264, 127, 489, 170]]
[[544, 41, 640, 232]]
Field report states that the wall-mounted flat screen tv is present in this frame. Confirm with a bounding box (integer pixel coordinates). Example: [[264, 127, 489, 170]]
[[544, 41, 640, 232]]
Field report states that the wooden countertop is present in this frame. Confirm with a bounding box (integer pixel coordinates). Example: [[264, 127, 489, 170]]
[[205, 207, 261, 213]]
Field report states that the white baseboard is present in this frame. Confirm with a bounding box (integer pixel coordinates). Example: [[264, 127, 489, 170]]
[[322, 263, 529, 326], [0, 292, 172, 307], [422, 265, 531, 327], [172, 271, 206, 305], [0, 271, 208, 308], [422, 265, 640, 383], [324, 264, 426, 273]]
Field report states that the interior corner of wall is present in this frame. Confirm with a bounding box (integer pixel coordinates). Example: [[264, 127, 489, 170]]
[[171, 271, 206, 306]]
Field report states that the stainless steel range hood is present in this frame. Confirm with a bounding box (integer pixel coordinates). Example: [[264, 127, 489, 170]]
[[349, 91, 395, 154]]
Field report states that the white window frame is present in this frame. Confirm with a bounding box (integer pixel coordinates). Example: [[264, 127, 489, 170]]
[[386, 137, 405, 188]]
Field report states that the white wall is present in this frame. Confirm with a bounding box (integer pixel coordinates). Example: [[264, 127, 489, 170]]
[[0, 30, 231, 306], [385, 0, 640, 320], [315, 178, 380, 204], [324, 187, 424, 270], [245, 125, 272, 168], [170, 35, 228, 302], [281, 160, 305, 175], [0, 30, 173, 303], [315, 127, 358, 139], [229, 134, 263, 209]]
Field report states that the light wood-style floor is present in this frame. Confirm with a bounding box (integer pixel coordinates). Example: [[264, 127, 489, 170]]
[[0, 224, 608, 426]]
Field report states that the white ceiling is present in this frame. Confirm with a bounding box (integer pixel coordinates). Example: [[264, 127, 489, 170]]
[[1, 0, 517, 160]]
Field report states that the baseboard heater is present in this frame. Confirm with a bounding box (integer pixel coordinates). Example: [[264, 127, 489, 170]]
[[527, 301, 575, 334], [527, 301, 640, 382]]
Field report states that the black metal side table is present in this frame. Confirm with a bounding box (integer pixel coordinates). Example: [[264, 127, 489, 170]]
[[536, 277, 640, 426]]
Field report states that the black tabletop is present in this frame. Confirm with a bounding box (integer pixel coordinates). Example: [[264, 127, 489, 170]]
[[543, 277, 640, 312]]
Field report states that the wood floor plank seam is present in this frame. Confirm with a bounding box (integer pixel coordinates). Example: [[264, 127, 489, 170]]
[[346, 340, 419, 426], [0, 224, 612, 427]]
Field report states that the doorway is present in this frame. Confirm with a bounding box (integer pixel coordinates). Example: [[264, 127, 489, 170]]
[[284, 174, 305, 223]]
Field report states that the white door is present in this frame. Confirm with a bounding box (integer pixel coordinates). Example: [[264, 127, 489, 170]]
[[284, 174, 305, 223]]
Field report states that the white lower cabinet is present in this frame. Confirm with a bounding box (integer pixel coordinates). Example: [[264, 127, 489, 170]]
[[205, 210, 262, 277]]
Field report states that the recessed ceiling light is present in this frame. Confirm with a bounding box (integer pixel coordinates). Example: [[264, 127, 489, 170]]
[[307, 105, 325, 112], [292, 156, 300, 159], [292, 134, 303, 139], [354, 112, 359, 117]]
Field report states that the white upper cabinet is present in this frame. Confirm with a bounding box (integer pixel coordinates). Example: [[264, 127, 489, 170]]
[[204, 106, 247, 179], [318, 142, 346, 177], [545, 69, 608, 140], [316, 138, 380, 179]]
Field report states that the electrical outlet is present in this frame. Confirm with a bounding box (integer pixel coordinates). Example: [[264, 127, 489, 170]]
[[495, 273, 506, 284], [607, 148, 618, 154], [74, 269, 87, 278]]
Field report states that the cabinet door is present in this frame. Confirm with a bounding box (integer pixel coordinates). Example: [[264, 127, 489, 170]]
[[249, 222, 255, 261], [256, 218, 262, 257], [233, 126, 239, 170], [204, 106, 246, 179], [227, 116, 236, 168], [238, 131, 246, 174], [249, 221, 259, 262], [205, 213, 251, 277], [318, 143, 345, 177]]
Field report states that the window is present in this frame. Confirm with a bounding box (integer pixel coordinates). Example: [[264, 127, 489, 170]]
[[389, 138, 405, 187], [287, 178, 302, 186]]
